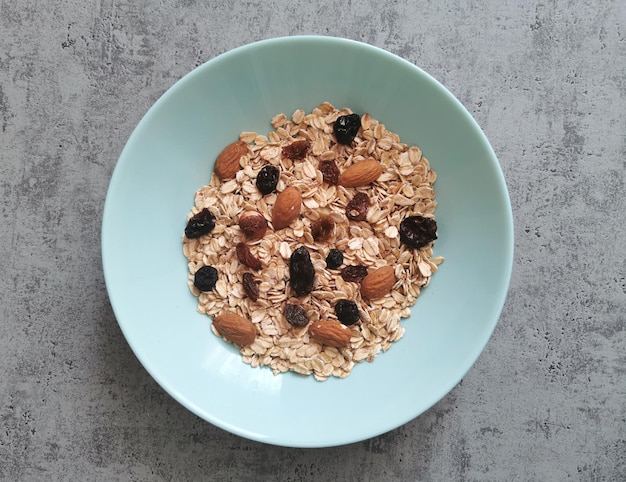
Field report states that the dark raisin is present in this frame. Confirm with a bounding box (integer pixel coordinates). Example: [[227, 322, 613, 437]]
[[346, 192, 370, 221], [256, 165, 280, 195], [335, 299, 360, 326], [318, 160, 340, 185], [340, 265, 368, 283], [289, 246, 315, 296], [325, 249, 344, 269], [284, 303, 309, 327], [242, 272, 259, 302], [333, 113, 361, 145], [194, 266, 218, 292], [184, 208, 216, 239], [399, 215, 438, 249], [282, 139, 310, 160], [311, 216, 335, 242]]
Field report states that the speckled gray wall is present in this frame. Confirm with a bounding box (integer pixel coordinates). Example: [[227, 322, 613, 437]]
[[0, 1, 624, 480]]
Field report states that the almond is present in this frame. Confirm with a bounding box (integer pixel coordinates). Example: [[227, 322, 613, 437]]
[[214, 141, 248, 181], [238, 211, 267, 240], [309, 320, 352, 348], [360, 265, 396, 300], [338, 159, 384, 187], [272, 186, 301, 230], [213, 312, 256, 346]]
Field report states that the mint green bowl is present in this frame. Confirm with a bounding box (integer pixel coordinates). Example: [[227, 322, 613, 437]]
[[102, 36, 513, 447]]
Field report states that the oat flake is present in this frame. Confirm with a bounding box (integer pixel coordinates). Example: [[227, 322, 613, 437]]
[[182, 102, 443, 381]]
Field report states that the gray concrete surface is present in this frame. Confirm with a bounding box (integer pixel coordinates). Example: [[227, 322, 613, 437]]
[[1, 1, 625, 480]]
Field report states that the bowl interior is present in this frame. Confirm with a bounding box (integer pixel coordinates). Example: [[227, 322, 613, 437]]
[[102, 36, 513, 447]]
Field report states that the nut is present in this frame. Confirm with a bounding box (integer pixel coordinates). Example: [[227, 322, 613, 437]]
[[309, 320, 352, 348], [213, 312, 256, 346], [272, 186, 301, 230], [235, 242, 262, 271], [338, 159, 384, 187], [360, 266, 396, 300], [214, 141, 248, 180], [239, 211, 267, 240]]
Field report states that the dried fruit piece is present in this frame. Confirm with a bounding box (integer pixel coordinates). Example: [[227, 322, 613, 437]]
[[360, 266, 396, 300], [340, 265, 368, 283], [184, 208, 216, 239], [309, 320, 352, 347], [284, 304, 309, 327], [282, 139, 310, 160], [334, 300, 360, 326], [256, 165, 280, 195], [238, 211, 267, 240], [399, 215, 438, 249], [214, 140, 248, 181], [346, 192, 370, 221], [339, 159, 384, 187], [311, 215, 335, 242], [194, 266, 218, 292], [325, 249, 343, 269], [333, 113, 361, 145], [272, 186, 302, 230], [242, 273, 259, 302], [235, 242, 262, 271], [213, 312, 256, 346], [289, 246, 315, 296], [318, 160, 340, 185]]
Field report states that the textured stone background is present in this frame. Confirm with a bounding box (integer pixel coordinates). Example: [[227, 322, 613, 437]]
[[1, 1, 625, 480]]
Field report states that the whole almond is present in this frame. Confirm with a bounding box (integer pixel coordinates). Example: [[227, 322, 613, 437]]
[[213, 312, 256, 346], [214, 141, 248, 181], [360, 265, 396, 300], [239, 211, 267, 240], [309, 320, 352, 348], [338, 159, 384, 187], [272, 186, 301, 230]]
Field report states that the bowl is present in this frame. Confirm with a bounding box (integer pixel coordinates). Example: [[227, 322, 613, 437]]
[[102, 36, 513, 447]]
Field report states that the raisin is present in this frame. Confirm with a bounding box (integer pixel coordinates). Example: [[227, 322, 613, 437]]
[[184, 208, 216, 239], [289, 246, 315, 296], [399, 215, 438, 249], [325, 249, 343, 269], [284, 303, 309, 327], [282, 139, 310, 160], [242, 272, 259, 302], [346, 192, 370, 221], [333, 113, 361, 145], [256, 165, 280, 195], [236, 242, 262, 270], [311, 215, 335, 242], [194, 266, 218, 292], [318, 160, 340, 185], [335, 299, 360, 326], [239, 211, 267, 240], [341, 265, 368, 283]]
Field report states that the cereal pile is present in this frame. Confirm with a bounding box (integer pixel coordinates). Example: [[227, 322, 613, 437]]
[[182, 102, 442, 381]]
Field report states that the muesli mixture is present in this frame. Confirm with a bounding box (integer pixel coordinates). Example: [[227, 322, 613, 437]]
[[182, 102, 443, 381]]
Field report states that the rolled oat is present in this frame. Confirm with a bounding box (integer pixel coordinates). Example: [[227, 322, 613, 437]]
[[182, 102, 442, 381]]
